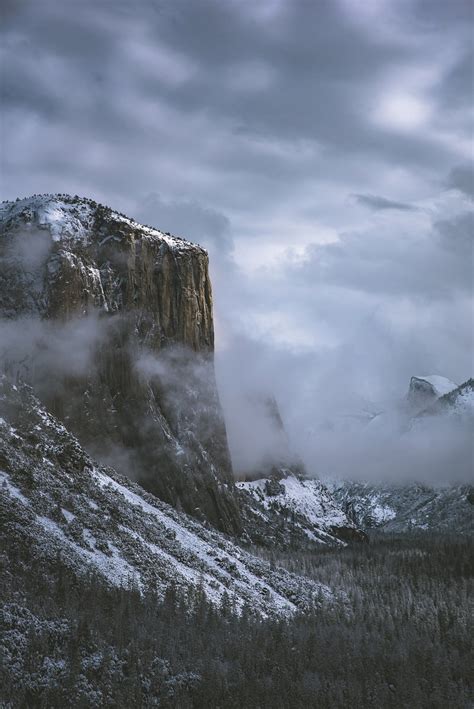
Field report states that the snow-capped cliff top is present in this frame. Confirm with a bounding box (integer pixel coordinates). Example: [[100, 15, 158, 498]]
[[0, 194, 203, 253], [411, 375, 457, 397]]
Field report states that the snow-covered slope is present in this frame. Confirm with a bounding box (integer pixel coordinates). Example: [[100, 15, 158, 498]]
[[237, 474, 366, 545], [421, 378, 474, 418], [329, 480, 473, 534], [0, 376, 333, 618]]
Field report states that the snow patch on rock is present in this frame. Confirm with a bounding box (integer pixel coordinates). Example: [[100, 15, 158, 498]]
[[237, 475, 358, 545], [413, 376, 457, 398]]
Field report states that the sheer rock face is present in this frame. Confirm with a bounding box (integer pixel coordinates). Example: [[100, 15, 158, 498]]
[[0, 195, 241, 534], [0, 194, 214, 348]]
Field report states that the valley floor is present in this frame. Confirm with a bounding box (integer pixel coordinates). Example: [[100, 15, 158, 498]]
[[1, 532, 473, 708]]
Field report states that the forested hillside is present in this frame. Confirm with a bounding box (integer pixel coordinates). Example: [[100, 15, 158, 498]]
[[2, 530, 472, 708]]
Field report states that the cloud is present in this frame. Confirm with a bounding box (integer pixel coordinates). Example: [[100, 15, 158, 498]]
[[446, 163, 474, 200], [1, 0, 470, 210], [214, 183, 473, 481], [0, 314, 108, 393], [352, 193, 420, 212], [216, 294, 473, 483], [434, 210, 474, 254], [302, 403, 474, 484], [308, 223, 469, 300], [134, 192, 233, 257]]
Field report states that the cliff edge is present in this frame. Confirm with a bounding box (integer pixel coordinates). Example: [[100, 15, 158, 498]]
[[0, 194, 241, 533]]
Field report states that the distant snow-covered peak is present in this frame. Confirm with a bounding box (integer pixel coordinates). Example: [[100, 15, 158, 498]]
[[411, 375, 458, 398], [407, 374, 458, 411]]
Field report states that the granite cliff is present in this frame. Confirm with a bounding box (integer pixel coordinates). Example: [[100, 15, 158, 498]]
[[0, 195, 240, 533]]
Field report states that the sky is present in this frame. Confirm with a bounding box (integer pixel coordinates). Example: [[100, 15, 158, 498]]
[[1, 0, 473, 478]]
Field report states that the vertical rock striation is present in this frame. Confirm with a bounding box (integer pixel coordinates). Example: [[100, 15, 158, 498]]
[[0, 195, 241, 533]]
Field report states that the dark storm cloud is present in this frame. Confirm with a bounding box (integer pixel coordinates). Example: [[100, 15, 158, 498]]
[[434, 211, 474, 255], [435, 48, 474, 111], [135, 193, 233, 256], [447, 163, 474, 200], [411, 0, 473, 27], [260, 209, 472, 313], [128, 0, 465, 171], [1, 0, 471, 204], [352, 194, 420, 212]]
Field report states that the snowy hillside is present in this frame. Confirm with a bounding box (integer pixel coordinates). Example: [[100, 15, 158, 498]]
[[422, 378, 474, 417], [0, 376, 333, 618], [237, 474, 366, 545], [329, 480, 473, 534]]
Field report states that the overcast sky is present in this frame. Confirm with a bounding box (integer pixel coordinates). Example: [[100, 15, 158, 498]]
[[1, 0, 473, 476]]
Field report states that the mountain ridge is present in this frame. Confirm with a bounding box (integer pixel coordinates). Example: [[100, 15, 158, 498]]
[[329, 377, 474, 534]]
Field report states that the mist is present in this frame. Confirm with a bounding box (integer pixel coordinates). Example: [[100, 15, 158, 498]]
[[0, 314, 108, 392], [212, 188, 473, 485], [215, 328, 473, 485]]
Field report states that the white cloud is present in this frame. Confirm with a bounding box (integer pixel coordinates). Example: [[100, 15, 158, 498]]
[[373, 90, 432, 131]]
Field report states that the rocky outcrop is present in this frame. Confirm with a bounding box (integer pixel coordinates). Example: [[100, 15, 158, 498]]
[[0, 195, 214, 349], [329, 479, 474, 534], [407, 375, 457, 412], [418, 378, 474, 418], [238, 473, 366, 546], [235, 394, 306, 482], [0, 195, 240, 533]]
